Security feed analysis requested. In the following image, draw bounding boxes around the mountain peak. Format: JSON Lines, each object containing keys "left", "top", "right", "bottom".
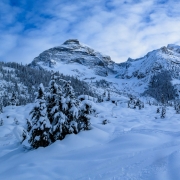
{"left": 63, "top": 39, "right": 80, "bottom": 45}
{"left": 167, "top": 44, "right": 180, "bottom": 53}
{"left": 29, "top": 39, "right": 119, "bottom": 77}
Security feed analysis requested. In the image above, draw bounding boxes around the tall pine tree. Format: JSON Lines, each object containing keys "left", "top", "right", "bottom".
{"left": 47, "top": 72, "right": 67, "bottom": 141}
{"left": 29, "top": 83, "right": 51, "bottom": 149}
{"left": 63, "top": 81, "right": 79, "bottom": 134}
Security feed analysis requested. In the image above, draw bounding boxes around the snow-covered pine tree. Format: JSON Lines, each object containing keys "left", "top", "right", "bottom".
{"left": 102, "top": 90, "right": 107, "bottom": 101}
{"left": 0, "top": 98, "right": 3, "bottom": 113}
{"left": 161, "top": 107, "right": 166, "bottom": 118}
{"left": 26, "top": 119, "right": 32, "bottom": 132}
{"left": 157, "top": 107, "right": 160, "bottom": 113}
{"left": 79, "top": 100, "right": 92, "bottom": 130}
{"left": 128, "top": 96, "right": 136, "bottom": 109}
{"left": 107, "top": 90, "right": 110, "bottom": 101}
{"left": 14, "top": 118, "right": 19, "bottom": 125}
{"left": 175, "top": 102, "right": 180, "bottom": 114}
{"left": 10, "top": 92, "right": 18, "bottom": 106}
{"left": 47, "top": 72, "right": 67, "bottom": 141}
{"left": 0, "top": 119, "right": 3, "bottom": 126}
{"left": 136, "top": 99, "right": 144, "bottom": 110}
{"left": 29, "top": 83, "right": 51, "bottom": 149}
{"left": 47, "top": 72, "right": 59, "bottom": 124}
{"left": 0, "top": 104, "right": 3, "bottom": 114}
{"left": 63, "top": 80, "right": 79, "bottom": 134}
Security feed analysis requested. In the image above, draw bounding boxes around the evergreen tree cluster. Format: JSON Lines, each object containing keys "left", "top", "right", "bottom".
{"left": 174, "top": 101, "right": 180, "bottom": 114}
{"left": 94, "top": 79, "right": 112, "bottom": 88}
{"left": 0, "top": 62, "right": 98, "bottom": 107}
{"left": 156, "top": 106, "right": 166, "bottom": 118}
{"left": 128, "top": 96, "right": 144, "bottom": 109}
{"left": 27, "top": 73, "right": 94, "bottom": 149}
{"left": 144, "top": 71, "right": 177, "bottom": 103}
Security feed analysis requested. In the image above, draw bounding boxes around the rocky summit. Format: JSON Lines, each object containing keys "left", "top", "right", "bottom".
{"left": 30, "top": 39, "right": 120, "bottom": 77}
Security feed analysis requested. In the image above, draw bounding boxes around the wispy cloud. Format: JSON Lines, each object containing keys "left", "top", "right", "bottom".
{"left": 1, "top": 0, "right": 180, "bottom": 63}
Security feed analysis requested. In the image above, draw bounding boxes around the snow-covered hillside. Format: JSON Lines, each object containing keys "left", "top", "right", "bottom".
{"left": 1, "top": 100, "right": 180, "bottom": 179}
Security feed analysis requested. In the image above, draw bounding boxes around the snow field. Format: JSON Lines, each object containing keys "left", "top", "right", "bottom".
{"left": 0, "top": 100, "right": 180, "bottom": 179}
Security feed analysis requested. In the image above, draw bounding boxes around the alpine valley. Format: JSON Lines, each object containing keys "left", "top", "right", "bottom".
{"left": 1, "top": 39, "right": 180, "bottom": 180}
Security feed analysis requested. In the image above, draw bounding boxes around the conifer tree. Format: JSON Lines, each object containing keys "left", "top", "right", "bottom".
{"left": 161, "top": 107, "right": 166, "bottom": 118}
{"left": 29, "top": 83, "right": 51, "bottom": 149}
{"left": 107, "top": 90, "right": 110, "bottom": 101}
{"left": 14, "top": 118, "right": 19, "bottom": 125}
{"left": 47, "top": 72, "right": 67, "bottom": 141}
{"left": 26, "top": 119, "right": 32, "bottom": 132}
{"left": 102, "top": 90, "right": 106, "bottom": 101}
{"left": 79, "top": 100, "right": 92, "bottom": 130}
{"left": 47, "top": 72, "right": 59, "bottom": 124}
{"left": 157, "top": 107, "right": 160, "bottom": 113}
{"left": 0, "top": 104, "right": 3, "bottom": 114}
{"left": 63, "top": 81, "right": 79, "bottom": 134}
{"left": 0, "top": 119, "right": 3, "bottom": 126}
{"left": 10, "top": 92, "right": 18, "bottom": 106}
{"left": 175, "top": 102, "right": 180, "bottom": 114}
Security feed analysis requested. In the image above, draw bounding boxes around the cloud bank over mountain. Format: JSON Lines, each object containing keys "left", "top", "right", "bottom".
{"left": 1, "top": 0, "right": 180, "bottom": 63}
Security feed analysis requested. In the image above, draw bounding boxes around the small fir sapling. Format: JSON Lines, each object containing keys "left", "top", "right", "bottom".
{"left": 26, "top": 119, "right": 32, "bottom": 132}
{"left": 102, "top": 90, "right": 107, "bottom": 101}
{"left": 136, "top": 99, "right": 140, "bottom": 109}
{"left": 10, "top": 92, "right": 18, "bottom": 106}
{"left": 128, "top": 96, "right": 136, "bottom": 109}
{"left": 0, "top": 119, "right": 3, "bottom": 126}
{"left": 107, "top": 90, "right": 110, "bottom": 101}
{"left": 79, "top": 100, "right": 93, "bottom": 130}
{"left": 14, "top": 118, "right": 19, "bottom": 125}
{"left": 161, "top": 107, "right": 166, "bottom": 119}
{"left": 22, "top": 129, "right": 27, "bottom": 143}
{"left": 0, "top": 103, "right": 3, "bottom": 113}
{"left": 102, "top": 119, "right": 108, "bottom": 125}
{"left": 157, "top": 107, "right": 160, "bottom": 113}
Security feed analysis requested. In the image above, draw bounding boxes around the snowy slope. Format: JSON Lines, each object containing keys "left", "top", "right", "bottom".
{"left": 1, "top": 100, "right": 180, "bottom": 179}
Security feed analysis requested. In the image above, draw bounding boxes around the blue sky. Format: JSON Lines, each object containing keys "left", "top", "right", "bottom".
{"left": 1, "top": 0, "right": 180, "bottom": 63}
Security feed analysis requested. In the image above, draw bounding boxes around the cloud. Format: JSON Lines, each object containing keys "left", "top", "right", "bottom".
{"left": 1, "top": 0, "right": 180, "bottom": 64}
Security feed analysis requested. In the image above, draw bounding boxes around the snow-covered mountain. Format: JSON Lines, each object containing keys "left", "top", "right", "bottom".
{"left": 29, "top": 40, "right": 180, "bottom": 98}
{"left": 117, "top": 44, "right": 180, "bottom": 80}
{"left": 116, "top": 44, "right": 180, "bottom": 97}
{"left": 30, "top": 39, "right": 120, "bottom": 77}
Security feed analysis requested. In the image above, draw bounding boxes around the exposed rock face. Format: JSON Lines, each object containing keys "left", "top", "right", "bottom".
{"left": 29, "top": 39, "right": 119, "bottom": 76}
